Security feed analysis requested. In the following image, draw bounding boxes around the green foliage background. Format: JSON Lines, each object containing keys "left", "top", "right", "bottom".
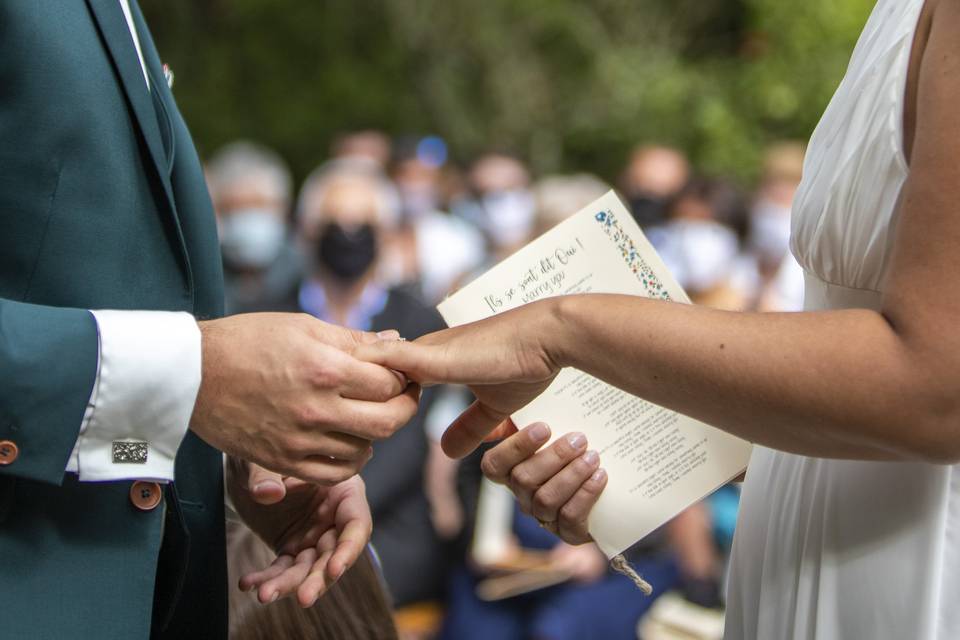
{"left": 143, "top": 0, "right": 874, "bottom": 184}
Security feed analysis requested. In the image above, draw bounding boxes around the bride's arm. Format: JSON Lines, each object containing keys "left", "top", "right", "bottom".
{"left": 358, "top": 0, "right": 960, "bottom": 464}
{"left": 548, "top": 296, "right": 949, "bottom": 462}
{"left": 551, "top": 0, "right": 960, "bottom": 463}
{"left": 353, "top": 0, "right": 960, "bottom": 545}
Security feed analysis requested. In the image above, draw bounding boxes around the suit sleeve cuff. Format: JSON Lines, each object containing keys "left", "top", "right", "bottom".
{"left": 72, "top": 310, "right": 201, "bottom": 482}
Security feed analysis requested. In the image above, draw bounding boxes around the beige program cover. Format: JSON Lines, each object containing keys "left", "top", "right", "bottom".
{"left": 438, "top": 190, "right": 752, "bottom": 558}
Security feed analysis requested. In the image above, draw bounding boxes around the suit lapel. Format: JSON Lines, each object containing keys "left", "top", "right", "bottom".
{"left": 84, "top": 0, "right": 193, "bottom": 294}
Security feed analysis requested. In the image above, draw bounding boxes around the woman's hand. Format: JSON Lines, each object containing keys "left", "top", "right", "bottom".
{"left": 227, "top": 458, "right": 373, "bottom": 607}
{"left": 354, "top": 301, "right": 564, "bottom": 457}
{"left": 481, "top": 422, "right": 608, "bottom": 545}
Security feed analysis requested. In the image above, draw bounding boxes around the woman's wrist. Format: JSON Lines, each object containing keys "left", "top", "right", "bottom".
{"left": 536, "top": 295, "right": 580, "bottom": 370}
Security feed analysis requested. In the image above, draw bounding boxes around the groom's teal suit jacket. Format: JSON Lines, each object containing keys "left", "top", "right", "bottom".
{"left": 0, "top": 2, "right": 228, "bottom": 637}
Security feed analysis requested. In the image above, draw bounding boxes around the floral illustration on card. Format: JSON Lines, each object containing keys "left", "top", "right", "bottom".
{"left": 595, "top": 209, "right": 672, "bottom": 301}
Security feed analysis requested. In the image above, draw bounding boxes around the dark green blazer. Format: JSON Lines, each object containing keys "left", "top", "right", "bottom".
{"left": 0, "top": 2, "right": 227, "bottom": 637}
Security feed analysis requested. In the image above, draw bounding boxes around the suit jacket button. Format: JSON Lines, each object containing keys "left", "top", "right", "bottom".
{"left": 0, "top": 440, "right": 19, "bottom": 465}
{"left": 130, "top": 481, "right": 163, "bottom": 511}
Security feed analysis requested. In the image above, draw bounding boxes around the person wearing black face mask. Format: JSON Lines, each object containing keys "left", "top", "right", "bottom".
{"left": 316, "top": 221, "right": 379, "bottom": 284}
{"left": 619, "top": 144, "right": 691, "bottom": 230}
{"left": 241, "top": 166, "right": 458, "bottom": 612}
{"left": 627, "top": 192, "right": 671, "bottom": 229}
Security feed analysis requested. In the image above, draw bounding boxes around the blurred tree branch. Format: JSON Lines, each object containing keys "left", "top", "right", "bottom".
{"left": 143, "top": 0, "right": 872, "bottom": 183}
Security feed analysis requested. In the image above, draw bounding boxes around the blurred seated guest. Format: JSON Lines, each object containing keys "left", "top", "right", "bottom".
{"left": 648, "top": 178, "right": 755, "bottom": 309}
{"left": 422, "top": 386, "right": 475, "bottom": 542}
{"left": 330, "top": 129, "right": 393, "bottom": 171}
{"left": 452, "top": 153, "right": 537, "bottom": 261}
{"left": 252, "top": 163, "right": 450, "bottom": 607}
{"left": 393, "top": 136, "right": 448, "bottom": 221}
{"left": 758, "top": 251, "right": 806, "bottom": 312}
{"left": 532, "top": 173, "right": 611, "bottom": 237}
{"left": 619, "top": 144, "right": 691, "bottom": 229}
{"left": 747, "top": 142, "right": 805, "bottom": 280}
{"left": 206, "top": 141, "right": 302, "bottom": 314}
{"left": 749, "top": 142, "right": 808, "bottom": 312}
{"left": 386, "top": 139, "right": 485, "bottom": 302}
{"left": 666, "top": 502, "right": 726, "bottom": 609}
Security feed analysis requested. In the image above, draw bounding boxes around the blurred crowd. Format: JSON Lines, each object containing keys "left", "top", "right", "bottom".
{"left": 210, "top": 132, "right": 807, "bottom": 640}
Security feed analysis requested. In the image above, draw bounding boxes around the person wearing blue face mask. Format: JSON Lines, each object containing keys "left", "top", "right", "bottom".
{"left": 206, "top": 141, "right": 303, "bottom": 314}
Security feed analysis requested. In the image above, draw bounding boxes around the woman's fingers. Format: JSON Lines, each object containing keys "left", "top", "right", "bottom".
{"left": 441, "top": 400, "right": 512, "bottom": 459}
{"left": 239, "top": 554, "right": 294, "bottom": 593}
{"left": 530, "top": 449, "right": 601, "bottom": 524}
{"left": 483, "top": 418, "right": 519, "bottom": 443}
{"left": 295, "top": 529, "right": 339, "bottom": 607}
{"left": 485, "top": 428, "right": 588, "bottom": 513}
{"left": 352, "top": 339, "right": 442, "bottom": 385}
{"left": 295, "top": 550, "right": 335, "bottom": 607}
{"left": 480, "top": 422, "right": 552, "bottom": 483}
{"left": 257, "top": 547, "right": 317, "bottom": 604}
{"left": 508, "top": 433, "right": 588, "bottom": 513}
{"left": 325, "top": 518, "right": 370, "bottom": 583}
{"left": 556, "top": 468, "right": 608, "bottom": 545}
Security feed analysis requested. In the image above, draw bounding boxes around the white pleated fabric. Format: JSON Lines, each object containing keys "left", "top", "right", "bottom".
{"left": 724, "top": 0, "right": 960, "bottom": 638}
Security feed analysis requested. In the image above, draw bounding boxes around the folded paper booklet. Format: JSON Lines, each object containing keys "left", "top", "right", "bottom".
{"left": 439, "top": 190, "right": 752, "bottom": 559}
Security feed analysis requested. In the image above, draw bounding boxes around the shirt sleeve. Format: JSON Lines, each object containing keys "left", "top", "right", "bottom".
{"left": 66, "top": 310, "right": 202, "bottom": 482}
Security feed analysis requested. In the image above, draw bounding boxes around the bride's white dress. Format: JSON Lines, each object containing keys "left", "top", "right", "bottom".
{"left": 724, "top": 0, "right": 960, "bottom": 638}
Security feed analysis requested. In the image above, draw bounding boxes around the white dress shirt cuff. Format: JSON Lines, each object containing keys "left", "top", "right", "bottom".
{"left": 67, "top": 310, "right": 202, "bottom": 482}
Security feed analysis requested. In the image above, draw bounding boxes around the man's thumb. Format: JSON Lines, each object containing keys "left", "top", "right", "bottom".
{"left": 248, "top": 463, "right": 286, "bottom": 505}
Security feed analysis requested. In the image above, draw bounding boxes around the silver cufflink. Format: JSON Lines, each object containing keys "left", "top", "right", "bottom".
{"left": 113, "top": 441, "right": 148, "bottom": 464}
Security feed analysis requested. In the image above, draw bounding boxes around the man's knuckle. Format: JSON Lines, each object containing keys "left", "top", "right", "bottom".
{"left": 401, "top": 397, "right": 419, "bottom": 420}
{"left": 307, "top": 470, "right": 338, "bottom": 487}
{"left": 295, "top": 466, "right": 326, "bottom": 486}
{"left": 363, "top": 418, "right": 391, "bottom": 440}
{"left": 380, "top": 413, "right": 406, "bottom": 438}
{"left": 334, "top": 467, "right": 355, "bottom": 483}
{"left": 380, "top": 377, "right": 401, "bottom": 399}
{"left": 294, "top": 403, "right": 325, "bottom": 429}
{"left": 311, "top": 362, "right": 343, "bottom": 389}
{"left": 295, "top": 312, "right": 315, "bottom": 326}
{"left": 276, "top": 438, "right": 299, "bottom": 460}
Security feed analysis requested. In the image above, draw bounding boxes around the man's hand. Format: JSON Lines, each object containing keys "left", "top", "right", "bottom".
{"left": 190, "top": 313, "right": 419, "bottom": 484}
{"left": 227, "top": 457, "right": 372, "bottom": 607}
